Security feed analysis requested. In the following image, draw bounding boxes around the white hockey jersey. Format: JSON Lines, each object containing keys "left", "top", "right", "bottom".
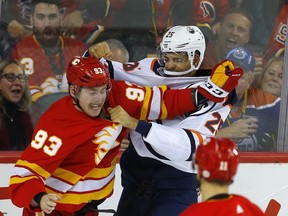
{"left": 100, "top": 57, "right": 234, "bottom": 173}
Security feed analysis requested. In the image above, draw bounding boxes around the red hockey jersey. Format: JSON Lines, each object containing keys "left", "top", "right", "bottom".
{"left": 264, "top": 4, "right": 287, "bottom": 61}
{"left": 11, "top": 35, "right": 87, "bottom": 101}
{"left": 9, "top": 80, "right": 195, "bottom": 213}
{"left": 199, "top": 41, "right": 219, "bottom": 69}
{"left": 191, "top": 0, "right": 230, "bottom": 25}
{"left": 180, "top": 194, "right": 265, "bottom": 216}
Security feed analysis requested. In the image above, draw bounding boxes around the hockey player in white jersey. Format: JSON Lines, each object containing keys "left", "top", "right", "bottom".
{"left": 88, "top": 26, "right": 242, "bottom": 216}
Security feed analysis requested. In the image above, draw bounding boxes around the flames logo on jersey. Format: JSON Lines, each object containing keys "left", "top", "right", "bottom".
{"left": 93, "top": 123, "right": 122, "bottom": 165}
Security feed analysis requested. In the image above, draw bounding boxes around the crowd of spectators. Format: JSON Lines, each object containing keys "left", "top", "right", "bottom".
{"left": 0, "top": 1, "right": 285, "bottom": 216}
{"left": 0, "top": 0, "right": 286, "bottom": 151}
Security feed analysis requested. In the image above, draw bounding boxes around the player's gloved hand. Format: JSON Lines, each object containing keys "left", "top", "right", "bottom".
{"left": 197, "top": 60, "right": 243, "bottom": 103}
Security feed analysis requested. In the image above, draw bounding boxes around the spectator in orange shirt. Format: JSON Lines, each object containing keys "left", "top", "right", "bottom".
{"left": 217, "top": 47, "right": 280, "bottom": 151}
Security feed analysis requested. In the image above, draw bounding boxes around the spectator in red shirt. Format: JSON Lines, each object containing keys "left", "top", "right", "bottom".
{"left": 263, "top": 3, "right": 287, "bottom": 62}
{"left": 11, "top": 0, "right": 87, "bottom": 102}
{"left": 2, "top": 0, "right": 109, "bottom": 43}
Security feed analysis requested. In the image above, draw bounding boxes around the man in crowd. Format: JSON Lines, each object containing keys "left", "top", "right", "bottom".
{"left": 11, "top": 0, "right": 87, "bottom": 102}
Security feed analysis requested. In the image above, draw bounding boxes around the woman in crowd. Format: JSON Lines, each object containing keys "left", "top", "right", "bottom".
{"left": 256, "top": 56, "right": 284, "bottom": 97}
{"left": 0, "top": 59, "right": 33, "bottom": 150}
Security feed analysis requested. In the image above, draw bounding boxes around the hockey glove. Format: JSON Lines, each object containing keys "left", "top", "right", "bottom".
{"left": 197, "top": 60, "right": 243, "bottom": 102}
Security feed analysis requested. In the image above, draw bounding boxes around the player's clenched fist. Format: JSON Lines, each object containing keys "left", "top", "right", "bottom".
{"left": 108, "top": 105, "right": 138, "bottom": 130}
{"left": 198, "top": 60, "right": 243, "bottom": 102}
{"left": 39, "top": 193, "right": 61, "bottom": 214}
{"left": 89, "top": 42, "right": 112, "bottom": 59}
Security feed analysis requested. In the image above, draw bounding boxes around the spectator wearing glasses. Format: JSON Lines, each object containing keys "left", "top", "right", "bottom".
{"left": 0, "top": 59, "right": 33, "bottom": 150}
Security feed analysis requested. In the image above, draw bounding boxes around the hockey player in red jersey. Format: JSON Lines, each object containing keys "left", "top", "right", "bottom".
{"left": 9, "top": 54, "right": 241, "bottom": 216}
{"left": 180, "top": 137, "right": 266, "bottom": 216}
{"left": 9, "top": 55, "right": 241, "bottom": 215}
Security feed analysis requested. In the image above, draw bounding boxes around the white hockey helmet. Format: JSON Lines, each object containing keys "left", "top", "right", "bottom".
{"left": 159, "top": 26, "right": 206, "bottom": 76}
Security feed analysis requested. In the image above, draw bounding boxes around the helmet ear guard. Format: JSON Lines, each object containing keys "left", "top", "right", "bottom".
{"left": 69, "top": 84, "right": 77, "bottom": 95}
{"left": 195, "top": 137, "right": 239, "bottom": 184}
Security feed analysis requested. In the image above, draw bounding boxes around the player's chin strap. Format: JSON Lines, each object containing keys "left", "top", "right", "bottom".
{"left": 73, "top": 98, "right": 83, "bottom": 111}
{"left": 73, "top": 96, "right": 84, "bottom": 112}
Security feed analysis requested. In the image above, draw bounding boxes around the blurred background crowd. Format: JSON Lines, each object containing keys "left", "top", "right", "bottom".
{"left": 0, "top": 0, "right": 286, "bottom": 151}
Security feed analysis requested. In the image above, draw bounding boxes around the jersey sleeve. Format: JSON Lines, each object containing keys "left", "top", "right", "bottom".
{"left": 100, "top": 57, "right": 208, "bottom": 88}
{"left": 131, "top": 99, "right": 231, "bottom": 171}
{"left": 107, "top": 80, "right": 196, "bottom": 120}
{"left": 136, "top": 121, "right": 202, "bottom": 162}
